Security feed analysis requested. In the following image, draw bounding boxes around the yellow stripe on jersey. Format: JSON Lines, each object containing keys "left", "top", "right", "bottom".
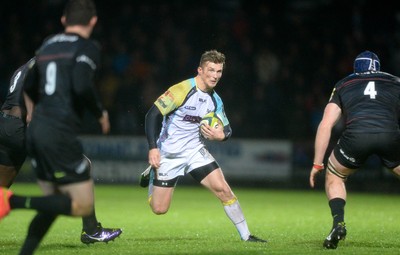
{"left": 154, "top": 80, "right": 194, "bottom": 116}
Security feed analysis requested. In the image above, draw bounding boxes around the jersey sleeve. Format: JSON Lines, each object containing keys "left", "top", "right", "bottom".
{"left": 154, "top": 81, "right": 193, "bottom": 115}
{"left": 213, "top": 92, "right": 232, "bottom": 140}
{"left": 22, "top": 58, "right": 40, "bottom": 104}
{"left": 145, "top": 104, "right": 163, "bottom": 149}
{"left": 328, "top": 85, "right": 342, "bottom": 108}
{"left": 72, "top": 41, "right": 103, "bottom": 119}
{"left": 212, "top": 92, "right": 230, "bottom": 126}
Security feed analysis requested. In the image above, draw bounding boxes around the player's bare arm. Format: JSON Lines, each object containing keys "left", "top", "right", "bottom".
{"left": 310, "top": 103, "right": 341, "bottom": 188}
{"left": 98, "top": 110, "right": 110, "bottom": 134}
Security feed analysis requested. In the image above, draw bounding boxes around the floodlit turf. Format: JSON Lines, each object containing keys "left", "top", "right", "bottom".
{"left": 1, "top": 183, "right": 399, "bottom": 254}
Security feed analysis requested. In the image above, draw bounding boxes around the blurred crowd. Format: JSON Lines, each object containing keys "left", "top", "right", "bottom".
{"left": 1, "top": 0, "right": 400, "bottom": 140}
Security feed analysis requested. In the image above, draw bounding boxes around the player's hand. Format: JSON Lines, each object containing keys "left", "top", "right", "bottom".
{"left": 309, "top": 166, "right": 323, "bottom": 188}
{"left": 99, "top": 110, "right": 110, "bottom": 134}
{"left": 26, "top": 113, "right": 32, "bottom": 125}
{"left": 200, "top": 123, "right": 224, "bottom": 141}
{"left": 148, "top": 148, "right": 161, "bottom": 169}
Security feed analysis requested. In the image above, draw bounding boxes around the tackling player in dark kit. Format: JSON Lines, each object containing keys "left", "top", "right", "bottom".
{"left": 0, "top": 59, "right": 34, "bottom": 188}
{"left": 0, "top": 1, "right": 121, "bottom": 254}
{"left": 310, "top": 51, "right": 400, "bottom": 249}
{"left": 1, "top": 57, "right": 121, "bottom": 245}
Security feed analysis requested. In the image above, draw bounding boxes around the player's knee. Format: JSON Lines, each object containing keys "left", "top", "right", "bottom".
{"left": 152, "top": 208, "right": 168, "bottom": 215}
{"left": 214, "top": 185, "right": 234, "bottom": 201}
{"left": 71, "top": 200, "right": 94, "bottom": 216}
{"left": 148, "top": 196, "right": 169, "bottom": 214}
{"left": 150, "top": 204, "right": 169, "bottom": 215}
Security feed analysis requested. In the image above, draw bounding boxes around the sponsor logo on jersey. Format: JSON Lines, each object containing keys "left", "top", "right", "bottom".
{"left": 199, "top": 98, "right": 207, "bottom": 103}
{"left": 183, "top": 115, "right": 202, "bottom": 123}
{"left": 76, "top": 55, "right": 97, "bottom": 70}
{"left": 184, "top": 106, "right": 196, "bottom": 110}
{"left": 46, "top": 34, "right": 79, "bottom": 45}
{"left": 157, "top": 91, "right": 174, "bottom": 109}
{"left": 157, "top": 98, "right": 167, "bottom": 108}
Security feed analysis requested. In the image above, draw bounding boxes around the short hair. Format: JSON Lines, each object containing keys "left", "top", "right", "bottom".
{"left": 199, "top": 50, "right": 226, "bottom": 68}
{"left": 354, "top": 50, "right": 380, "bottom": 73}
{"left": 63, "top": 0, "right": 97, "bottom": 26}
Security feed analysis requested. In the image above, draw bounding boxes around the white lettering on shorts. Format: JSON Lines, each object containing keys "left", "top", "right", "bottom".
{"left": 339, "top": 148, "right": 355, "bottom": 163}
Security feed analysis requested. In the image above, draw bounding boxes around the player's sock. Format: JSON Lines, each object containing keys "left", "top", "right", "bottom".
{"left": 148, "top": 183, "right": 153, "bottom": 199}
{"left": 9, "top": 194, "right": 72, "bottom": 215}
{"left": 223, "top": 197, "right": 251, "bottom": 240}
{"left": 82, "top": 212, "right": 99, "bottom": 234}
{"left": 19, "top": 212, "right": 57, "bottom": 254}
{"left": 329, "top": 198, "right": 346, "bottom": 226}
{"left": 148, "top": 169, "right": 155, "bottom": 198}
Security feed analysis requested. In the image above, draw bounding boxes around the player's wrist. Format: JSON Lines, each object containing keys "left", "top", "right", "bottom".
{"left": 312, "top": 162, "right": 324, "bottom": 170}
{"left": 148, "top": 142, "right": 157, "bottom": 149}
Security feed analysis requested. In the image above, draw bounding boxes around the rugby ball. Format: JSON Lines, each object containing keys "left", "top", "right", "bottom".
{"left": 200, "top": 112, "right": 221, "bottom": 128}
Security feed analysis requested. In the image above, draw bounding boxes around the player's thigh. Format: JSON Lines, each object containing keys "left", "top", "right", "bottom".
{"left": 201, "top": 168, "right": 234, "bottom": 201}
{"left": 200, "top": 168, "right": 226, "bottom": 189}
{"left": 328, "top": 152, "right": 357, "bottom": 177}
{"left": 377, "top": 132, "right": 400, "bottom": 169}
{"left": 0, "top": 119, "right": 26, "bottom": 169}
{"left": 188, "top": 146, "right": 220, "bottom": 183}
{"left": 0, "top": 117, "right": 25, "bottom": 151}
{"left": 0, "top": 165, "right": 17, "bottom": 187}
{"left": 37, "top": 179, "right": 59, "bottom": 195}
{"left": 332, "top": 132, "right": 369, "bottom": 174}
{"left": 29, "top": 127, "right": 90, "bottom": 184}
{"left": 156, "top": 152, "right": 187, "bottom": 182}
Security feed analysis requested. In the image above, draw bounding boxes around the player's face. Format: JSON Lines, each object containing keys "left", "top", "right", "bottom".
{"left": 198, "top": 62, "right": 223, "bottom": 91}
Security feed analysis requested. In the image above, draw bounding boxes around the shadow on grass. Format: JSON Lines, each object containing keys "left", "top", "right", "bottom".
{"left": 0, "top": 242, "right": 81, "bottom": 255}
{"left": 345, "top": 241, "right": 400, "bottom": 249}
{"left": 293, "top": 239, "right": 400, "bottom": 251}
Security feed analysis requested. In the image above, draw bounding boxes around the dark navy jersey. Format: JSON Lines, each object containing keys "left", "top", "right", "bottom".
{"left": 1, "top": 58, "right": 35, "bottom": 117}
{"left": 25, "top": 32, "right": 104, "bottom": 132}
{"left": 329, "top": 71, "right": 400, "bottom": 133}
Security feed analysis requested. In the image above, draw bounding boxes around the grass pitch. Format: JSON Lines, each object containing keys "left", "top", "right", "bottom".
{"left": 1, "top": 183, "right": 399, "bottom": 255}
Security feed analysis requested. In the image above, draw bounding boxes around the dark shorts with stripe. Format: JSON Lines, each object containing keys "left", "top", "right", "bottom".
{"left": 0, "top": 115, "right": 27, "bottom": 169}
{"left": 26, "top": 121, "right": 90, "bottom": 184}
{"left": 334, "top": 131, "right": 400, "bottom": 169}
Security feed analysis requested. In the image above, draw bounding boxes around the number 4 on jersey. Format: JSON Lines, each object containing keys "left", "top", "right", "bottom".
{"left": 364, "top": 81, "right": 377, "bottom": 99}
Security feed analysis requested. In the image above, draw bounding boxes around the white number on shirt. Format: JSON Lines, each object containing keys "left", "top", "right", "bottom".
{"left": 364, "top": 81, "right": 377, "bottom": 99}
{"left": 45, "top": 62, "right": 57, "bottom": 95}
{"left": 10, "top": 71, "right": 22, "bottom": 93}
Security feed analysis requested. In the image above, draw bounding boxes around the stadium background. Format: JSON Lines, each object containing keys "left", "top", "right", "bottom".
{"left": 1, "top": 0, "right": 400, "bottom": 192}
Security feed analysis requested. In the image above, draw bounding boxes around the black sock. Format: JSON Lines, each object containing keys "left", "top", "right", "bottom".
{"left": 82, "top": 211, "right": 98, "bottom": 234}
{"left": 9, "top": 194, "right": 72, "bottom": 215}
{"left": 328, "top": 198, "right": 346, "bottom": 227}
{"left": 19, "top": 213, "right": 57, "bottom": 255}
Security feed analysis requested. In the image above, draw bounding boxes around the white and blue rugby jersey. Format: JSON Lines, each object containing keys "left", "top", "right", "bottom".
{"left": 154, "top": 78, "right": 229, "bottom": 153}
